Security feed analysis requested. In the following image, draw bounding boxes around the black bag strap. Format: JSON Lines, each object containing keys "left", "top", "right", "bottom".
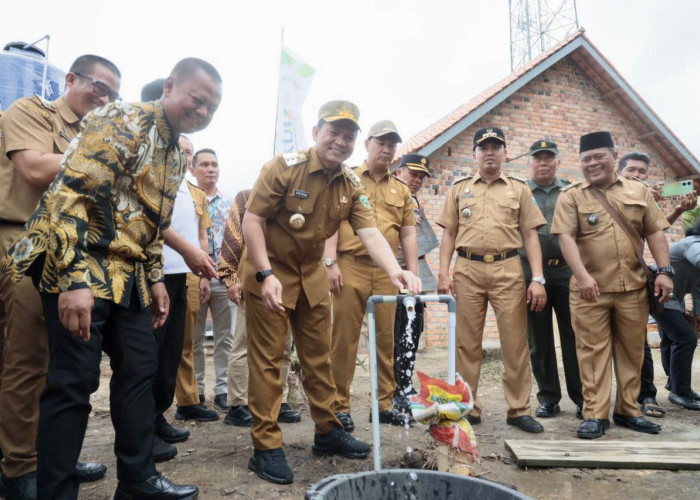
{"left": 587, "top": 187, "right": 654, "bottom": 281}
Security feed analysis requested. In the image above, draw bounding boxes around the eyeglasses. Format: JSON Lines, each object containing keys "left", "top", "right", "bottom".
{"left": 73, "top": 72, "right": 121, "bottom": 102}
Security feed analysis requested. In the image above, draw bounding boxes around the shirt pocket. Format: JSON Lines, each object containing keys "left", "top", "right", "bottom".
{"left": 458, "top": 197, "right": 478, "bottom": 225}
{"left": 577, "top": 204, "right": 605, "bottom": 235}
{"left": 53, "top": 130, "right": 73, "bottom": 154}
{"left": 328, "top": 193, "right": 352, "bottom": 221}
{"left": 620, "top": 198, "right": 646, "bottom": 230}
{"left": 285, "top": 193, "right": 314, "bottom": 215}
{"left": 496, "top": 196, "right": 520, "bottom": 226}
{"left": 382, "top": 195, "right": 404, "bottom": 221}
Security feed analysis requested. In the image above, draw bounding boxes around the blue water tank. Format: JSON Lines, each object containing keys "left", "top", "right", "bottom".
{"left": 0, "top": 42, "right": 65, "bottom": 111}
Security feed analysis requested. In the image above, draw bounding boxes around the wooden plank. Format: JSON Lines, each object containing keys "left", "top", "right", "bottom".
{"left": 504, "top": 440, "right": 700, "bottom": 470}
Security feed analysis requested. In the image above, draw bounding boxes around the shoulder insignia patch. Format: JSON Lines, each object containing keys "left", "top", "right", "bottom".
{"left": 392, "top": 173, "right": 407, "bottom": 185}
{"left": 508, "top": 174, "right": 527, "bottom": 183}
{"left": 282, "top": 152, "right": 307, "bottom": 167}
{"left": 24, "top": 100, "right": 51, "bottom": 119}
{"left": 453, "top": 175, "right": 474, "bottom": 185}
{"left": 34, "top": 94, "right": 55, "bottom": 110}
{"left": 343, "top": 165, "right": 361, "bottom": 188}
{"left": 560, "top": 181, "right": 580, "bottom": 191}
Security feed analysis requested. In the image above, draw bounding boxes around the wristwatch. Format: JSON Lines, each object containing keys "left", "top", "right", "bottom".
{"left": 531, "top": 276, "right": 546, "bottom": 285}
{"left": 657, "top": 266, "right": 675, "bottom": 277}
{"left": 323, "top": 257, "right": 337, "bottom": 267}
{"left": 255, "top": 269, "right": 274, "bottom": 283}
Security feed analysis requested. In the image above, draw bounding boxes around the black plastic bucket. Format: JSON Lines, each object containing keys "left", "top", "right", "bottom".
{"left": 305, "top": 469, "right": 532, "bottom": 499}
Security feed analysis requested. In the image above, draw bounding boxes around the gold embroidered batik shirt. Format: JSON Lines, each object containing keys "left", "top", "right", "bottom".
{"left": 1, "top": 100, "right": 186, "bottom": 308}
{"left": 218, "top": 189, "right": 250, "bottom": 288}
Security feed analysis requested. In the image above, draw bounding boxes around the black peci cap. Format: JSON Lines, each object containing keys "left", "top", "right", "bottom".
{"left": 580, "top": 131, "right": 615, "bottom": 153}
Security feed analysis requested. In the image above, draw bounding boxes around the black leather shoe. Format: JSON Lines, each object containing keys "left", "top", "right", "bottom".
{"left": 335, "top": 411, "right": 355, "bottom": 432}
{"left": 156, "top": 414, "right": 190, "bottom": 444}
{"left": 224, "top": 405, "right": 253, "bottom": 427}
{"left": 114, "top": 472, "right": 198, "bottom": 499}
{"left": 278, "top": 402, "right": 301, "bottom": 423}
{"left": 175, "top": 404, "right": 219, "bottom": 422}
{"left": 369, "top": 408, "right": 415, "bottom": 427}
{"left": 0, "top": 471, "right": 36, "bottom": 500}
{"left": 213, "top": 394, "right": 230, "bottom": 412}
{"left": 577, "top": 418, "right": 609, "bottom": 439}
{"left": 506, "top": 415, "right": 544, "bottom": 433}
{"left": 153, "top": 435, "right": 177, "bottom": 462}
{"left": 75, "top": 461, "right": 107, "bottom": 483}
{"left": 669, "top": 392, "right": 700, "bottom": 410}
{"left": 576, "top": 404, "right": 584, "bottom": 420}
{"left": 535, "top": 402, "right": 561, "bottom": 418}
{"left": 248, "top": 448, "right": 293, "bottom": 484}
{"left": 612, "top": 413, "right": 662, "bottom": 434}
{"left": 690, "top": 390, "right": 700, "bottom": 401}
{"left": 312, "top": 426, "right": 371, "bottom": 459}
{"left": 466, "top": 414, "right": 481, "bottom": 425}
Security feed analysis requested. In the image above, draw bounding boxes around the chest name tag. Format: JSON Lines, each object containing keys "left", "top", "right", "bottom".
{"left": 293, "top": 189, "right": 310, "bottom": 199}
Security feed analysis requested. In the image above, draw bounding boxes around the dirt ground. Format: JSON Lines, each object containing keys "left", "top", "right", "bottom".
{"left": 76, "top": 343, "right": 700, "bottom": 499}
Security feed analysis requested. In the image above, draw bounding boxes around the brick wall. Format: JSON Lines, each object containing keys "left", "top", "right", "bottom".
{"left": 418, "top": 57, "right": 687, "bottom": 346}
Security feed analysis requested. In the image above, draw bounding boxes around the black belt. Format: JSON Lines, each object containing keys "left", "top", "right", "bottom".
{"left": 545, "top": 258, "right": 564, "bottom": 267}
{"left": 0, "top": 219, "right": 25, "bottom": 227}
{"left": 457, "top": 249, "right": 518, "bottom": 263}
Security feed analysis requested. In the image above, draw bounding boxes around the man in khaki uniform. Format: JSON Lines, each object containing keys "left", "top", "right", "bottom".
{"left": 241, "top": 101, "right": 421, "bottom": 485}
{"left": 173, "top": 136, "right": 220, "bottom": 423}
{"left": 218, "top": 189, "right": 301, "bottom": 427}
{"left": 437, "top": 127, "right": 547, "bottom": 434}
{"left": 552, "top": 131, "right": 673, "bottom": 439}
{"left": 0, "top": 54, "right": 120, "bottom": 497}
{"left": 324, "top": 120, "right": 417, "bottom": 431}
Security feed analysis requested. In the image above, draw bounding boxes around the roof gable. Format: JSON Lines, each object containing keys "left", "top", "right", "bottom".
{"left": 397, "top": 30, "right": 699, "bottom": 177}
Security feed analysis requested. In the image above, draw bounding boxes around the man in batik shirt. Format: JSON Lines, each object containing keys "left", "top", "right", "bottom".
{"left": 2, "top": 57, "right": 222, "bottom": 500}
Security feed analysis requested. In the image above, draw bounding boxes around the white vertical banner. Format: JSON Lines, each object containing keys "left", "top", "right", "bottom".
{"left": 274, "top": 46, "right": 315, "bottom": 155}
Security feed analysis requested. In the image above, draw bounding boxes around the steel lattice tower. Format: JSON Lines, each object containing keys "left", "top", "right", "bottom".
{"left": 509, "top": 0, "right": 580, "bottom": 71}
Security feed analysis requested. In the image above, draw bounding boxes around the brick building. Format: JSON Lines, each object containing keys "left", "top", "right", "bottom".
{"left": 396, "top": 30, "right": 700, "bottom": 347}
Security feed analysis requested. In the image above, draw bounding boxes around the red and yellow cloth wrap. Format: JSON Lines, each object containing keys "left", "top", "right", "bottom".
{"left": 410, "top": 371, "right": 479, "bottom": 460}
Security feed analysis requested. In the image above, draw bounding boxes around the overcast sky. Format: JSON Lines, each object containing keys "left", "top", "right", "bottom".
{"left": 4, "top": 0, "right": 699, "bottom": 196}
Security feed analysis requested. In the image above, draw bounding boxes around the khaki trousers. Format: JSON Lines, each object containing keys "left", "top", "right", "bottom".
{"left": 227, "top": 300, "right": 292, "bottom": 406}
{"left": 570, "top": 288, "right": 647, "bottom": 419}
{"left": 331, "top": 257, "right": 397, "bottom": 413}
{"left": 453, "top": 256, "right": 532, "bottom": 418}
{"left": 246, "top": 290, "right": 339, "bottom": 450}
{"left": 175, "top": 273, "right": 203, "bottom": 407}
{"left": 0, "top": 224, "right": 48, "bottom": 477}
{"left": 193, "top": 279, "right": 235, "bottom": 396}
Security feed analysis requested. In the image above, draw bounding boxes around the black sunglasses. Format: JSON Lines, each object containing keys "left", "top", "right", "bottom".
{"left": 73, "top": 72, "right": 121, "bottom": 102}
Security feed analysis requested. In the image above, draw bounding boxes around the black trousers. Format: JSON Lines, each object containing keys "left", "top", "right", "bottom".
{"left": 640, "top": 308, "right": 698, "bottom": 400}
{"left": 153, "top": 273, "right": 187, "bottom": 418}
{"left": 523, "top": 260, "right": 583, "bottom": 406}
{"left": 393, "top": 300, "right": 425, "bottom": 397}
{"left": 638, "top": 339, "right": 657, "bottom": 402}
{"left": 38, "top": 293, "right": 157, "bottom": 499}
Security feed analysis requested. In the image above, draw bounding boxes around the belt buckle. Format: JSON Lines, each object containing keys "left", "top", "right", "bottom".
{"left": 483, "top": 254, "right": 495, "bottom": 263}
{"left": 547, "top": 258, "right": 559, "bottom": 266}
